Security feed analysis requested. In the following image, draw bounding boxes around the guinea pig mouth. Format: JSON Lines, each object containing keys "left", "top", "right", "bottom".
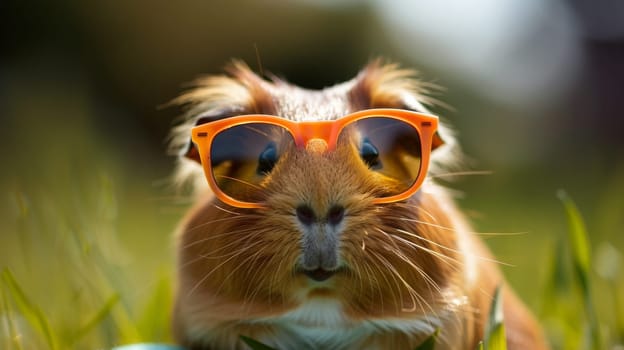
{"left": 304, "top": 268, "right": 334, "bottom": 282}
{"left": 298, "top": 267, "right": 345, "bottom": 282}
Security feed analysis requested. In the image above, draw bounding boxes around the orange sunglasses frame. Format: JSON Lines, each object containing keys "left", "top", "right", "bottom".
{"left": 191, "top": 108, "right": 439, "bottom": 209}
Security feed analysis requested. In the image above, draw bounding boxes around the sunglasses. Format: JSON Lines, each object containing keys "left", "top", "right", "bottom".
{"left": 191, "top": 108, "right": 440, "bottom": 209}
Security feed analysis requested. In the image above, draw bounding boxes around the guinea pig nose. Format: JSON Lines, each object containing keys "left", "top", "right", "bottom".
{"left": 327, "top": 205, "right": 345, "bottom": 226}
{"left": 296, "top": 205, "right": 345, "bottom": 226}
{"left": 296, "top": 205, "right": 317, "bottom": 226}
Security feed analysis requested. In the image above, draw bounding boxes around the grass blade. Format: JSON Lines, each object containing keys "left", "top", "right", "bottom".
{"left": 239, "top": 335, "right": 278, "bottom": 350}
{"left": 136, "top": 276, "right": 173, "bottom": 342}
{"left": 70, "top": 293, "right": 120, "bottom": 345}
{"left": 483, "top": 285, "right": 507, "bottom": 350}
{"left": 1, "top": 283, "right": 24, "bottom": 350}
{"left": 1, "top": 268, "right": 57, "bottom": 350}
{"left": 414, "top": 328, "right": 439, "bottom": 350}
{"left": 485, "top": 324, "right": 506, "bottom": 350}
{"left": 595, "top": 243, "right": 624, "bottom": 342}
{"left": 557, "top": 190, "right": 591, "bottom": 291}
{"left": 557, "top": 190, "right": 602, "bottom": 349}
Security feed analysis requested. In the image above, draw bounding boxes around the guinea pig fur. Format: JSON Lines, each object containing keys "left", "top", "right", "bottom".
{"left": 168, "top": 60, "right": 549, "bottom": 350}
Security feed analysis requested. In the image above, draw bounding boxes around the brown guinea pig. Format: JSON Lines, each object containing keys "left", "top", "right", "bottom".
{"left": 168, "top": 60, "right": 548, "bottom": 350}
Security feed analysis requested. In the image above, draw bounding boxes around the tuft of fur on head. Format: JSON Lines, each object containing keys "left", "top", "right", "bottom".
{"left": 168, "top": 60, "right": 274, "bottom": 193}
{"left": 168, "top": 59, "right": 464, "bottom": 196}
{"left": 349, "top": 59, "right": 465, "bottom": 178}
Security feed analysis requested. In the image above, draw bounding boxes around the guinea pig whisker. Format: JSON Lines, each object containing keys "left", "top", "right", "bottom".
{"left": 395, "top": 217, "right": 525, "bottom": 238}
{"left": 392, "top": 203, "right": 440, "bottom": 224}
{"left": 373, "top": 228, "right": 444, "bottom": 319}
{"left": 397, "top": 229, "right": 514, "bottom": 267}
{"left": 190, "top": 238, "right": 262, "bottom": 260}
{"left": 394, "top": 217, "right": 460, "bottom": 233}
{"left": 267, "top": 246, "right": 290, "bottom": 309}
{"left": 210, "top": 203, "right": 244, "bottom": 216}
{"left": 179, "top": 239, "right": 256, "bottom": 269}
{"left": 212, "top": 242, "right": 269, "bottom": 306}
{"left": 368, "top": 250, "right": 408, "bottom": 314}
{"left": 183, "top": 229, "right": 258, "bottom": 254}
{"left": 244, "top": 244, "right": 280, "bottom": 309}
{"left": 179, "top": 230, "right": 265, "bottom": 271}
{"left": 390, "top": 204, "right": 527, "bottom": 238}
{"left": 388, "top": 233, "right": 462, "bottom": 270}
{"left": 214, "top": 175, "right": 264, "bottom": 190}
{"left": 427, "top": 170, "right": 493, "bottom": 180}
{"left": 186, "top": 239, "right": 267, "bottom": 297}
{"left": 356, "top": 257, "right": 367, "bottom": 299}
{"left": 369, "top": 250, "right": 434, "bottom": 316}
{"left": 379, "top": 236, "right": 444, "bottom": 299}
{"left": 472, "top": 231, "right": 529, "bottom": 237}
{"left": 194, "top": 238, "right": 266, "bottom": 267}
{"left": 183, "top": 215, "right": 257, "bottom": 234}
{"left": 394, "top": 228, "right": 461, "bottom": 254}
{"left": 181, "top": 226, "right": 260, "bottom": 250}
{"left": 353, "top": 248, "right": 387, "bottom": 314}
{"left": 179, "top": 253, "right": 211, "bottom": 269}
{"left": 363, "top": 262, "right": 385, "bottom": 314}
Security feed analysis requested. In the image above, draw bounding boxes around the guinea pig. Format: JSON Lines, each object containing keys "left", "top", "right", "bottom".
{"left": 168, "top": 60, "right": 548, "bottom": 350}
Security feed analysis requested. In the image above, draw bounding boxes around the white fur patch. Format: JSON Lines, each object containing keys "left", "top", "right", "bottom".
{"left": 281, "top": 298, "right": 347, "bottom": 327}
{"left": 253, "top": 298, "right": 444, "bottom": 349}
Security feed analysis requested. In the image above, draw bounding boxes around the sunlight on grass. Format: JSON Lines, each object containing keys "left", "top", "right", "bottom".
{"left": 1, "top": 269, "right": 57, "bottom": 350}
{"left": 1, "top": 180, "right": 176, "bottom": 349}
{"left": 557, "top": 190, "right": 601, "bottom": 349}
{"left": 482, "top": 286, "right": 507, "bottom": 350}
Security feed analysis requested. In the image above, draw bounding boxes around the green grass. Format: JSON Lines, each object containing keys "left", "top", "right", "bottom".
{"left": 1, "top": 181, "right": 176, "bottom": 349}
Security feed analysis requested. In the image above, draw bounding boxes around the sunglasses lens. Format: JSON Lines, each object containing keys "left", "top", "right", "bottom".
{"left": 342, "top": 117, "right": 422, "bottom": 196}
{"left": 210, "top": 123, "right": 293, "bottom": 202}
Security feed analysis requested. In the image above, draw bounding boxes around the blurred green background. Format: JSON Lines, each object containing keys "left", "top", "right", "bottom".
{"left": 1, "top": 0, "right": 623, "bottom": 349}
